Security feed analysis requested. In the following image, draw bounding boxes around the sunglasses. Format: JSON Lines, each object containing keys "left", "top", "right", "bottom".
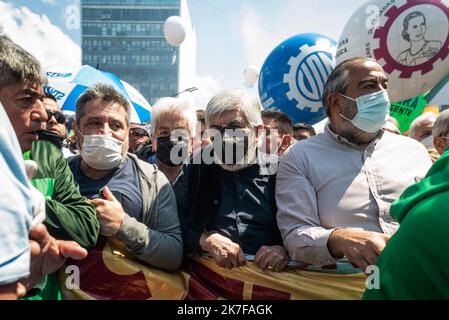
{"left": 46, "top": 110, "right": 65, "bottom": 124}
{"left": 130, "top": 128, "right": 149, "bottom": 137}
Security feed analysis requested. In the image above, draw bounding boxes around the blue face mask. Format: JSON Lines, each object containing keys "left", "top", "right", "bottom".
{"left": 339, "top": 90, "right": 391, "bottom": 134}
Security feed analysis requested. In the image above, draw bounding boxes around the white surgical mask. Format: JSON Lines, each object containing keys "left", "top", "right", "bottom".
{"left": 339, "top": 90, "right": 391, "bottom": 134}
{"left": 80, "top": 134, "right": 125, "bottom": 170}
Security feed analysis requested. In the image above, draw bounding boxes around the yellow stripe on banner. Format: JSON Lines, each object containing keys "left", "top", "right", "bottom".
{"left": 186, "top": 257, "right": 366, "bottom": 300}
{"left": 59, "top": 240, "right": 366, "bottom": 300}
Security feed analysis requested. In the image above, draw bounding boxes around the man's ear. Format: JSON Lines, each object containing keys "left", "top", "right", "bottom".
{"left": 327, "top": 92, "right": 344, "bottom": 115}
{"left": 282, "top": 134, "right": 292, "bottom": 148}
{"left": 255, "top": 124, "right": 265, "bottom": 134}
{"left": 151, "top": 137, "right": 157, "bottom": 153}
{"left": 434, "top": 136, "right": 447, "bottom": 155}
{"left": 72, "top": 122, "right": 82, "bottom": 149}
{"left": 73, "top": 122, "right": 78, "bottom": 137}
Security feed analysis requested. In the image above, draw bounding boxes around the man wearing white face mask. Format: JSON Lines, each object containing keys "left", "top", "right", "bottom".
{"left": 69, "top": 84, "right": 183, "bottom": 272}
{"left": 276, "top": 57, "right": 432, "bottom": 270}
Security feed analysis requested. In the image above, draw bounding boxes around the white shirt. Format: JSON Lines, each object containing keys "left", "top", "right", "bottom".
{"left": 0, "top": 104, "right": 34, "bottom": 285}
{"left": 276, "top": 125, "right": 433, "bottom": 266}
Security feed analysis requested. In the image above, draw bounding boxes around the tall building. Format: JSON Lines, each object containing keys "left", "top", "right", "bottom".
{"left": 81, "top": 0, "right": 195, "bottom": 107}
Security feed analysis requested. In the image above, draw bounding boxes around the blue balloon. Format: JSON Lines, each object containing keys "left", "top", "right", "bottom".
{"left": 259, "top": 33, "right": 337, "bottom": 125}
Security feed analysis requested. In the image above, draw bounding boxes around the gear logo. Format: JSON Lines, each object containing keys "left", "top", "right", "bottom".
{"left": 283, "top": 40, "right": 336, "bottom": 113}
{"left": 373, "top": 0, "right": 449, "bottom": 79}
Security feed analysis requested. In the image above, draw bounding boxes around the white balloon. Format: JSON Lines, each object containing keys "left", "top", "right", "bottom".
{"left": 243, "top": 65, "right": 259, "bottom": 87}
{"left": 336, "top": 0, "right": 449, "bottom": 102}
{"left": 164, "top": 16, "right": 186, "bottom": 46}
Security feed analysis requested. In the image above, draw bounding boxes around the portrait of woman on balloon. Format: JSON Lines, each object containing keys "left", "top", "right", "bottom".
{"left": 397, "top": 11, "right": 442, "bottom": 66}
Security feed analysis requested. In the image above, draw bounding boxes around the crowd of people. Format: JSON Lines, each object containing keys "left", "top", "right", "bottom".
{"left": 1, "top": 34, "right": 448, "bottom": 300}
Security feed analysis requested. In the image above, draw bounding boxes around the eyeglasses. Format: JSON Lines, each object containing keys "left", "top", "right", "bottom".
{"left": 46, "top": 110, "right": 65, "bottom": 124}
{"left": 130, "top": 128, "right": 149, "bottom": 137}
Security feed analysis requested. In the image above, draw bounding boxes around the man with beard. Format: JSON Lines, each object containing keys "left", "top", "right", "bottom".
{"left": 175, "top": 90, "right": 289, "bottom": 272}
{"left": 276, "top": 57, "right": 432, "bottom": 270}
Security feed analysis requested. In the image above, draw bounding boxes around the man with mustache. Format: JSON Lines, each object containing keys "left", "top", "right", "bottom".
{"left": 0, "top": 35, "right": 96, "bottom": 299}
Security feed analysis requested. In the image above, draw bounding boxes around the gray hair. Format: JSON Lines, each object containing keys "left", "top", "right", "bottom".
{"left": 433, "top": 109, "right": 449, "bottom": 138}
{"left": 322, "top": 57, "right": 378, "bottom": 117}
{"left": 0, "top": 35, "right": 46, "bottom": 88}
{"left": 409, "top": 112, "right": 437, "bottom": 139}
{"left": 205, "top": 90, "right": 263, "bottom": 128}
{"left": 75, "top": 84, "right": 131, "bottom": 126}
{"left": 151, "top": 97, "right": 197, "bottom": 137}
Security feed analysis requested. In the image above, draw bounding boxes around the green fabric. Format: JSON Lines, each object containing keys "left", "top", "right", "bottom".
{"left": 390, "top": 94, "right": 427, "bottom": 134}
{"left": 23, "top": 274, "right": 61, "bottom": 300}
{"left": 363, "top": 150, "right": 449, "bottom": 300}
{"left": 30, "top": 178, "right": 55, "bottom": 199}
{"left": 28, "top": 140, "right": 99, "bottom": 248}
{"left": 22, "top": 140, "right": 99, "bottom": 300}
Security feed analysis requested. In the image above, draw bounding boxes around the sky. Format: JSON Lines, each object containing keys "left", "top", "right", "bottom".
{"left": 0, "top": 0, "right": 362, "bottom": 104}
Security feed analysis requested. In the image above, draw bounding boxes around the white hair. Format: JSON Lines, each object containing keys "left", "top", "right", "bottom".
{"left": 409, "top": 112, "right": 437, "bottom": 139}
{"left": 151, "top": 97, "right": 197, "bottom": 137}
{"left": 205, "top": 90, "right": 263, "bottom": 128}
{"left": 433, "top": 109, "right": 449, "bottom": 138}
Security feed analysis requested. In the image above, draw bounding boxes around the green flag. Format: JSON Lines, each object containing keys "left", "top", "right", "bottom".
{"left": 389, "top": 94, "right": 427, "bottom": 134}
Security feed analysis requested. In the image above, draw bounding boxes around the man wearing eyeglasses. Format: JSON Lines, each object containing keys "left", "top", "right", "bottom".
{"left": 39, "top": 93, "right": 73, "bottom": 158}
{"left": 128, "top": 123, "right": 150, "bottom": 154}
{"left": 433, "top": 109, "right": 449, "bottom": 156}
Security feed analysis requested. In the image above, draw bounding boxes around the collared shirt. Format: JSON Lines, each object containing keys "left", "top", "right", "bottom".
{"left": 276, "top": 125, "right": 432, "bottom": 266}
{"left": 175, "top": 163, "right": 282, "bottom": 255}
{"left": 210, "top": 165, "right": 281, "bottom": 254}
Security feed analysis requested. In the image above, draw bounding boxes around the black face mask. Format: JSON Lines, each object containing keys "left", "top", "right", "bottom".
{"left": 217, "top": 128, "right": 249, "bottom": 165}
{"left": 37, "top": 130, "right": 66, "bottom": 150}
{"left": 156, "top": 136, "right": 188, "bottom": 167}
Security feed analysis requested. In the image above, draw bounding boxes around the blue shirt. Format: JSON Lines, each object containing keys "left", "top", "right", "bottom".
{"left": 69, "top": 156, "right": 143, "bottom": 221}
{"left": 0, "top": 104, "right": 33, "bottom": 286}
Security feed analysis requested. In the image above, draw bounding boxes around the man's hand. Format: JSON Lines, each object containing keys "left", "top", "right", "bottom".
{"left": 254, "top": 245, "right": 289, "bottom": 272}
{"left": 200, "top": 232, "right": 246, "bottom": 269}
{"left": 328, "top": 228, "right": 390, "bottom": 271}
{"left": 21, "top": 224, "right": 87, "bottom": 295}
{"left": 91, "top": 186, "right": 125, "bottom": 237}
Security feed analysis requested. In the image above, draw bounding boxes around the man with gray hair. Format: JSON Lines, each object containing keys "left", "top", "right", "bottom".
{"left": 409, "top": 112, "right": 440, "bottom": 162}
{"left": 432, "top": 109, "right": 449, "bottom": 156}
{"left": 175, "top": 90, "right": 289, "bottom": 272}
{"left": 148, "top": 97, "right": 197, "bottom": 184}
{"left": 0, "top": 35, "right": 95, "bottom": 299}
{"left": 276, "top": 57, "right": 432, "bottom": 270}
{"left": 68, "top": 83, "right": 183, "bottom": 272}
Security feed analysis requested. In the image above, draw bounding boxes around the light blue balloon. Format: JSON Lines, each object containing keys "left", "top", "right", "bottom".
{"left": 259, "top": 33, "right": 337, "bottom": 125}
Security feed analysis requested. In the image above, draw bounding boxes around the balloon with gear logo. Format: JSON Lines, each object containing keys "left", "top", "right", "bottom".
{"left": 259, "top": 33, "right": 337, "bottom": 125}
{"left": 336, "top": 0, "right": 449, "bottom": 102}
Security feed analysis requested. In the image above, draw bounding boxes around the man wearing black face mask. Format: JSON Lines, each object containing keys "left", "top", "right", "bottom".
{"left": 149, "top": 97, "right": 196, "bottom": 184}
{"left": 38, "top": 93, "right": 73, "bottom": 158}
{"left": 175, "top": 90, "right": 290, "bottom": 272}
